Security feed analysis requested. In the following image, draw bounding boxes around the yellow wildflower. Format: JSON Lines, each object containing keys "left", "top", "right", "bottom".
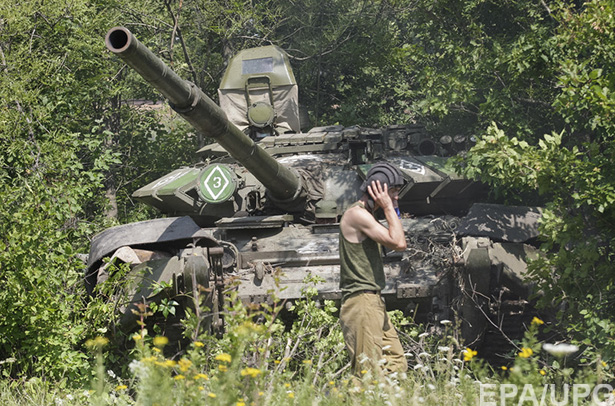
{"left": 194, "top": 341, "right": 204, "bottom": 348}
{"left": 463, "top": 348, "right": 477, "bottom": 362}
{"left": 115, "top": 385, "right": 128, "bottom": 391}
{"left": 85, "top": 336, "right": 109, "bottom": 350}
{"left": 532, "top": 317, "right": 545, "bottom": 326}
{"left": 178, "top": 358, "right": 192, "bottom": 372}
{"left": 153, "top": 348, "right": 161, "bottom": 353}
{"left": 360, "top": 370, "right": 367, "bottom": 375}
{"left": 501, "top": 366, "right": 508, "bottom": 371}
{"left": 174, "top": 374, "right": 185, "bottom": 380}
{"left": 208, "top": 392, "right": 217, "bottom": 398}
{"left": 258, "top": 392, "right": 264, "bottom": 396}
{"left": 218, "top": 364, "right": 228, "bottom": 372}
{"left": 237, "top": 402, "right": 246, "bottom": 406}
{"left": 153, "top": 336, "right": 169, "bottom": 348}
{"left": 329, "top": 381, "right": 335, "bottom": 385}
{"left": 284, "top": 383, "right": 291, "bottom": 388}
{"left": 240, "top": 367, "right": 262, "bottom": 378}
{"left": 287, "top": 392, "right": 295, "bottom": 399}
{"left": 194, "top": 373, "right": 209, "bottom": 380}
{"left": 198, "top": 386, "right": 204, "bottom": 391}
{"left": 518, "top": 347, "right": 533, "bottom": 358}
{"left": 539, "top": 370, "right": 546, "bottom": 376}
{"left": 302, "top": 360, "right": 312, "bottom": 365}
{"left": 274, "top": 360, "right": 281, "bottom": 364}
{"left": 601, "top": 361, "right": 607, "bottom": 368}
{"left": 164, "top": 359, "right": 177, "bottom": 368}
{"left": 132, "top": 334, "right": 142, "bottom": 341}
{"left": 215, "top": 353, "right": 232, "bottom": 363}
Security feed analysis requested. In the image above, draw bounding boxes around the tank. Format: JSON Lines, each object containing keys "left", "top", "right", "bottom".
{"left": 87, "top": 27, "right": 542, "bottom": 345}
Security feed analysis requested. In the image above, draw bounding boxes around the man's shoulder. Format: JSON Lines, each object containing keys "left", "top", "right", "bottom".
{"left": 342, "top": 203, "right": 378, "bottom": 230}
{"left": 342, "top": 203, "right": 368, "bottom": 220}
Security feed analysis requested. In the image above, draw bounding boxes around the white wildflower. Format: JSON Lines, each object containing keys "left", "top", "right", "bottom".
{"left": 438, "top": 346, "right": 450, "bottom": 352}
{"left": 418, "top": 397, "right": 425, "bottom": 403}
{"left": 107, "top": 369, "right": 116, "bottom": 379}
{"left": 414, "top": 364, "right": 424, "bottom": 371}
{"left": 128, "top": 360, "right": 149, "bottom": 380}
{"left": 418, "top": 352, "right": 431, "bottom": 358}
{"left": 427, "top": 384, "right": 436, "bottom": 391}
{"left": 542, "top": 343, "right": 579, "bottom": 357}
{"left": 54, "top": 398, "right": 63, "bottom": 406}
{"left": 66, "top": 394, "right": 73, "bottom": 401}
{"left": 440, "top": 319, "right": 452, "bottom": 325}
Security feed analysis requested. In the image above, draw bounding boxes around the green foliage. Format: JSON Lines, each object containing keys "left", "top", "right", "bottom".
{"left": 0, "top": 0, "right": 614, "bottom": 389}
{"left": 0, "top": 0, "right": 195, "bottom": 380}
{"left": 394, "top": 0, "right": 562, "bottom": 137}
{"left": 455, "top": 1, "right": 615, "bottom": 361}
{"left": 0, "top": 0, "right": 121, "bottom": 379}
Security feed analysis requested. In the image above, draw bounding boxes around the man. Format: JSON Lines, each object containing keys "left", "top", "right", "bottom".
{"left": 339, "top": 163, "right": 408, "bottom": 374}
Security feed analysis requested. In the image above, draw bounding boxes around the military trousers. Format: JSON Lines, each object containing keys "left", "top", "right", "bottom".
{"left": 339, "top": 291, "right": 408, "bottom": 375}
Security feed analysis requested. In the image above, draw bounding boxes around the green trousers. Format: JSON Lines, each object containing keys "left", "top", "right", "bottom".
{"left": 339, "top": 291, "right": 408, "bottom": 374}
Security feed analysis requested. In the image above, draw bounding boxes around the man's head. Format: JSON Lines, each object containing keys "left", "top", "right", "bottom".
{"left": 360, "top": 163, "right": 405, "bottom": 210}
{"left": 360, "top": 163, "right": 405, "bottom": 194}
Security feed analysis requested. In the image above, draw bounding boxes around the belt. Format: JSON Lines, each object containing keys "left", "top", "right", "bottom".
{"left": 341, "top": 289, "right": 381, "bottom": 305}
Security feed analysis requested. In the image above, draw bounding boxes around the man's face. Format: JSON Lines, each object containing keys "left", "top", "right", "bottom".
{"left": 388, "top": 186, "right": 401, "bottom": 202}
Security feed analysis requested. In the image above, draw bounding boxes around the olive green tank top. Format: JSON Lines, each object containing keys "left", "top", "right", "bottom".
{"left": 339, "top": 202, "right": 385, "bottom": 302}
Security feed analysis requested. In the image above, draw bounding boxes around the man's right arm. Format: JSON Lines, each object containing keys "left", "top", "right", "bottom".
{"left": 363, "top": 181, "right": 406, "bottom": 251}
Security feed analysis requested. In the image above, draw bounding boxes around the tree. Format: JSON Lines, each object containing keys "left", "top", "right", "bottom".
{"left": 448, "top": 1, "right": 615, "bottom": 359}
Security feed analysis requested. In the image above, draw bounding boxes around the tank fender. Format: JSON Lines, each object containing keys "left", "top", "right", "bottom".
{"left": 86, "top": 217, "right": 217, "bottom": 294}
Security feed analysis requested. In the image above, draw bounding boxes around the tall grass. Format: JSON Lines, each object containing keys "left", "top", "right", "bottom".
{"left": 2, "top": 287, "right": 613, "bottom": 405}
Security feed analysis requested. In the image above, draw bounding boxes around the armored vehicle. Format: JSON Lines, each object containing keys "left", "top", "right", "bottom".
{"left": 87, "top": 27, "right": 541, "bottom": 345}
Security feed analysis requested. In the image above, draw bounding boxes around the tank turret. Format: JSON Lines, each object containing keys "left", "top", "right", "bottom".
{"left": 105, "top": 27, "right": 305, "bottom": 212}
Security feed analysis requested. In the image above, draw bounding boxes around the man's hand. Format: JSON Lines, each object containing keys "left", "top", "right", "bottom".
{"left": 367, "top": 180, "right": 395, "bottom": 211}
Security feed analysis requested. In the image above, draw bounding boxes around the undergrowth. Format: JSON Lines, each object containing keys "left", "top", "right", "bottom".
{"left": 1, "top": 280, "right": 613, "bottom": 406}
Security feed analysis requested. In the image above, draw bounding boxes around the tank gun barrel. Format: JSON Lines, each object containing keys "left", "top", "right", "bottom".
{"left": 105, "top": 27, "right": 302, "bottom": 205}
